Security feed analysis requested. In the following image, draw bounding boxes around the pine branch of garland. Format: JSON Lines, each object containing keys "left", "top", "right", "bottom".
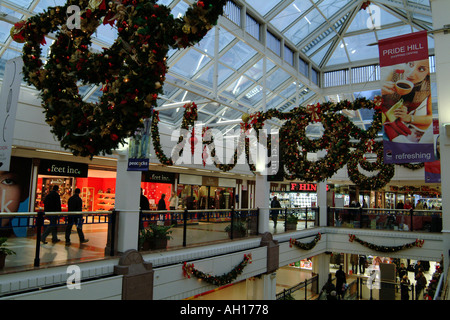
{"left": 348, "top": 234, "right": 424, "bottom": 253}
{"left": 289, "top": 233, "right": 322, "bottom": 250}
{"left": 182, "top": 254, "right": 253, "bottom": 286}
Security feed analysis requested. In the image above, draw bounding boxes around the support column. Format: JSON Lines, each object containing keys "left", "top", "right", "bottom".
{"left": 431, "top": 0, "right": 450, "bottom": 268}
{"left": 115, "top": 153, "right": 142, "bottom": 253}
{"left": 317, "top": 180, "right": 328, "bottom": 226}
{"left": 255, "top": 173, "right": 270, "bottom": 234}
{"left": 313, "top": 253, "right": 330, "bottom": 293}
{"left": 246, "top": 273, "right": 277, "bottom": 300}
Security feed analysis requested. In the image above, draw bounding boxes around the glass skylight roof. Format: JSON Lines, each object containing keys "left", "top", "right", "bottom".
{"left": 0, "top": 0, "right": 435, "bottom": 134}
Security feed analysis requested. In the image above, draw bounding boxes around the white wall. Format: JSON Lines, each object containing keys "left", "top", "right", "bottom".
{"left": 153, "top": 247, "right": 267, "bottom": 300}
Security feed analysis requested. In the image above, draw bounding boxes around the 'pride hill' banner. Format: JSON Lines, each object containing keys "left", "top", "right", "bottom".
{"left": 378, "top": 31, "right": 434, "bottom": 164}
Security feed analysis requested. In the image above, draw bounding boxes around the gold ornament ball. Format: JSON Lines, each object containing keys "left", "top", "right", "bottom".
{"left": 241, "top": 113, "right": 250, "bottom": 123}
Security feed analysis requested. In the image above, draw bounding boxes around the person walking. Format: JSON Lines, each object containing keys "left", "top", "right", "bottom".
{"left": 157, "top": 193, "right": 167, "bottom": 210}
{"left": 65, "top": 188, "right": 89, "bottom": 246}
{"left": 400, "top": 275, "right": 411, "bottom": 300}
{"left": 350, "top": 254, "right": 358, "bottom": 275}
{"left": 335, "top": 265, "right": 347, "bottom": 300}
{"left": 321, "top": 274, "right": 337, "bottom": 300}
{"left": 359, "top": 255, "right": 367, "bottom": 274}
{"left": 398, "top": 262, "right": 408, "bottom": 283}
{"left": 41, "top": 185, "right": 62, "bottom": 244}
{"left": 270, "top": 196, "right": 281, "bottom": 229}
{"left": 140, "top": 188, "right": 150, "bottom": 211}
{"left": 415, "top": 270, "right": 427, "bottom": 300}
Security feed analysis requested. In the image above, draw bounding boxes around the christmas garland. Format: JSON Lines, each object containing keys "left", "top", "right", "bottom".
{"left": 13, "top": 0, "right": 227, "bottom": 158}
{"left": 289, "top": 233, "right": 321, "bottom": 250}
{"left": 182, "top": 253, "right": 252, "bottom": 286}
{"left": 150, "top": 96, "right": 416, "bottom": 191}
{"left": 348, "top": 234, "right": 424, "bottom": 253}
{"left": 399, "top": 163, "right": 425, "bottom": 170}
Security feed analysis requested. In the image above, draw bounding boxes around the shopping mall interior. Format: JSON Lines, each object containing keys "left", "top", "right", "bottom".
{"left": 0, "top": 0, "right": 449, "bottom": 304}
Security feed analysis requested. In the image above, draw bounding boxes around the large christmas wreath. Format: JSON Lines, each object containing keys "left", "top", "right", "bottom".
{"left": 12, "top": 0, "right": 227, "bottom": 157}
{"left": 347, "top": 140, "right": 395, "bottom": 190}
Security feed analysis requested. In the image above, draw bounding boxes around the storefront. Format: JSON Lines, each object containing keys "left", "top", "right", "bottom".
{"left": 270, "top": 182, "right": 330, "bottom": 208}
{"left": 34, "top": 159, "right": 116, "bottom": 212}
{"left": 385, "top": 185, "right": 441, "bottom": 209}
{"left": 141, "top": 171, "right": 176, "bottom": 210}
{"left": 177, "top": 174, "right": 236, "bottom": 210}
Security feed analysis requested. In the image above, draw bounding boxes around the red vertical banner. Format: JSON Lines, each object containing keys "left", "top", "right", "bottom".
{"left": 424, "top": 119, "right": 441, "bottom": 183}
{"left": 379, "top": 31, "right": 434, "bottom": 164}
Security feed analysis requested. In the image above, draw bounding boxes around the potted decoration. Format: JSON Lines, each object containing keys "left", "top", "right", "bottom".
{"left": 0, "top": 237, "right": 16, "bottom": 269}
{"left": 225, "top": 220, "right": 247, "bottom": 239}
{"left": 285, "top": 214, "right": 299, "bottom": 231}
{"left": 139, "top": 224, "right": 173, "bottom": 251}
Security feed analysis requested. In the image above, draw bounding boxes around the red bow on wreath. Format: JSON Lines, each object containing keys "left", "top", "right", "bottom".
{"left": 373, "top": 96, "right": 383, "bottom": 111}
{"left": 306, "top": 103, "right": 321, "bottom": 122}
{"left": 365, "top": 139, "right": 375, "bottom": 153}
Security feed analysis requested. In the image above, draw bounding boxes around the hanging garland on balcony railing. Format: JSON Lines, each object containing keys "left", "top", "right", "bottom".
{"left": 289, "top": 233, "right": 322, "bottom": 250}
{"left": 348, "top": 234, "right": 425, "bottom": 253}
{"left": 182, "top": 253, "right": 252, "bottom": 286}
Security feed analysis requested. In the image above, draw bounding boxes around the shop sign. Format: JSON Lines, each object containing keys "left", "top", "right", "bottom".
{"left": 202, "top": 176, "right": 218, "bottom": 187}
{"left": 127, "top": 118, "right": 151, "bottom": 171}
{"left": 38, "top": 159, "right": 88, "bottom": 177}
{"left": 142, "top": 171, "right": 175, "bottom": 184}
{"left": 290, "top": 183, "right": 329, "bottom": 192}
{"left": 127, "top": 158, "right": 149, "bottom": 171}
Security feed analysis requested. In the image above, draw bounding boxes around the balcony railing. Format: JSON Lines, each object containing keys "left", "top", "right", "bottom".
{"left": 0, "top": 210, "right": 115, "bottom": 270}
{"left": 138, "top": 208, "right": 260, "bottom": 249}
{"left": 328, "top": 207, "right": 442, "bottom": 232}
{"left": 0, "top": 205, "right": 440, "bottom": 272}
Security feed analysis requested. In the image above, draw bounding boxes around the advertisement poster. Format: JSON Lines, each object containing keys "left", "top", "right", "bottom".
{"left": 0, "top": 57, "right": 23, "bottom": 172}
{"left": 425, "top": 119, "right": 441, "bottom": 183}
{"left": 0, "top": 157, "right": 32, "bottom": 237}
{"left": 127, "top": 118, "right": 151, "bottom": 171}
{"left": 378, "top": 31, "right": 434, "bottom": 164}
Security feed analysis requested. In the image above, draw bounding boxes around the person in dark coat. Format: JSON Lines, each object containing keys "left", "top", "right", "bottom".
{"left": 41, "top": 185, "right": 62, "bottom": 244}
{"left": 359, "top": 255, "right": 367, "bottom": 274}
{"left": 415, "top": 270, "right": 427, "bottom": 299}
{"left": 140, "top": 188, "right": 150, "bottom": 211}
{"left": 335, "top": 265, "right": 347, "bottom": 300}
{"left": 400, "top": 275, "right": 411, "bottom": 300}
{"left": 397, "top": 262, "right": 408, "bottom": 282}
{"left": 157, "top": 194, "right": 167, "bottom": 210}
{"left": 270, "top": 196, "right": 281, "bottom": 228}
{"left": 321, "top": 274, "right": 337, "bottom": 300}
{"left": 65, "top": 188, "right": 88, "bottom": 245}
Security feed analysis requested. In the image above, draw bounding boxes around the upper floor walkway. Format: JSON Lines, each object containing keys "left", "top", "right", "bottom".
{"left": 0, "top": 206, "right": 446, "bottom": 300}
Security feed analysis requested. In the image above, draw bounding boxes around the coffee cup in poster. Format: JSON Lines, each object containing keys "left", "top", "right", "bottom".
{"left": 395, "top": 80, "right": 413, "bottom": 96}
